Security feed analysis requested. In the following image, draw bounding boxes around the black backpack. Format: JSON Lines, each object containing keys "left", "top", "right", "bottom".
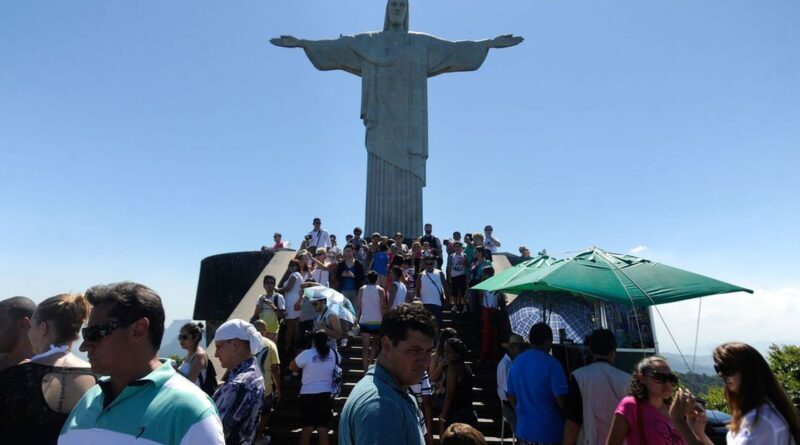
{"left": 198, "top": 359, "right": 219, "bottom": 397}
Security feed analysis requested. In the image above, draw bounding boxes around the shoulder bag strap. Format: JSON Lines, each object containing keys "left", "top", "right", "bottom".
{"left": 425, "top": 272, "right": 443, "bottom": 297}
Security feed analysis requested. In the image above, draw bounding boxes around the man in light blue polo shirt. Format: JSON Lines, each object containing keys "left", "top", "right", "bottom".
{"left": 339, "top": 303, "right": 438, "bottom": 445}
{"left": 506, "top": 323, "right": 569, "bottom": 445}
{"left": 59, "top": 282, "right": 224, "bottom": 445}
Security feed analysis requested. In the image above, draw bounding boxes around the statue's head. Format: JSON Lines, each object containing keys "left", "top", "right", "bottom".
{"left": 384, "top": 0, "right": 409, "bottom": 32}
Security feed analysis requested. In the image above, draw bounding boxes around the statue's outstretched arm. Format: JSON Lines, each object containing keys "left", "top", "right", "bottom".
{"left": 270, "top": 35, "right": 305, "bottom": 48}
{"left": 486, "top": 34, "right": 524, "bottom": 49}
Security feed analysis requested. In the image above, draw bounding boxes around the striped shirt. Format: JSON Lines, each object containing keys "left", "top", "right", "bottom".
{"left": 59, "top": 360, "right": 224, "bottom": 445}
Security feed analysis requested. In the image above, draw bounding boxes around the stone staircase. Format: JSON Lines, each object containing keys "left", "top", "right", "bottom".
{"left": 267, "top": 307, "right": 510, "bottom": 444}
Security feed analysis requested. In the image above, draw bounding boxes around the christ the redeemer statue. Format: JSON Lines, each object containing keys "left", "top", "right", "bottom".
{"left": 272, "top": 0, "right": 522, "bottom": 238}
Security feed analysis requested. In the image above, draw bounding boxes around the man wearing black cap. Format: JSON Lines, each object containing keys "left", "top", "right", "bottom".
{"left": 562, "top": 329, "right": 631, "bottom": 445}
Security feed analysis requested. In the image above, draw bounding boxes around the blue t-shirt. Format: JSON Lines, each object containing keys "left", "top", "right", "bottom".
{"left": 339, "top": 364, "right": 425, "bottom": 445}
{"left": 506, "top": 348, "right": 569, "bottom": 443}
{"left": 371, "top": 252, "right": 389, "bottom": 275}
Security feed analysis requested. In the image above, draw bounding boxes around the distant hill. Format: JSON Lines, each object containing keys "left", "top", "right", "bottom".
{"left": 660, "top": 352, "right": 716, "bottom": 376}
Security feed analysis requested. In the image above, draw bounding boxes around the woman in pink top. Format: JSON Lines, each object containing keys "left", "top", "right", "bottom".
{"left": 606, "top": 356, "right": 686, "bottom": 445}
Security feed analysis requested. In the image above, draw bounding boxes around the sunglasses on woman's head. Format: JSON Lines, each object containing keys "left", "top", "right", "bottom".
{"left": 81, "top": 319, "right": 136, "bottom": 343}
{"left": 649, "top": 371, "right": 679, "bottom": 384}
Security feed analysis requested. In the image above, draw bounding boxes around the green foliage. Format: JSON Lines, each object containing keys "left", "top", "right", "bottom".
{"left": 703, "top": 386, "right": 728, "bottom": 412}
{"left": 768, "top": 343, "right": 800, "bottom": 410}
{"left": 676, "top": 371, "right": 728, "bottom": 412}
{"left": 169, "top": 354, "right": 184, "bottom": 367}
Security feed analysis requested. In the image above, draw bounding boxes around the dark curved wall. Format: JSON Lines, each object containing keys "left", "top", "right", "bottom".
{"left": 193, "top": 251, "right": 275, "bottom": 321}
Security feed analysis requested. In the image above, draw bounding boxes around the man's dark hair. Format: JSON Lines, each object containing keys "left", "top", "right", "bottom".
{"left": 474, "top": 246, "right": 486, "bottom": 257}
{"left": 367, "top": 270, "right": 379, "bottom": 284}
{"left": 263, "top": 275, "right": 276, "bottom": 284}
{"left": 381, "top": 303, "right": 437, "bottom": 346}
{"left": 587, "top": 328, "right": 617, "bottom": 356}
{"left": 0, "top": 296, "right": 36, "bottom": 320}
{"left": 529, "top": 322, "right": 553, "bottom": 346}
{"left": 391, "top": 265, "right": 403, "bottom": 279}
{"left": 85, "top": 282, "right": 165, "bottom": 351}
{"left": 344, "top": 243, "right": 355, "bottom": 251}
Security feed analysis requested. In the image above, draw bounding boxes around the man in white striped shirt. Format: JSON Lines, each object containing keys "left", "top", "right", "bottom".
{"left": 60, "top": 282, "right": 224, "bottom": 445}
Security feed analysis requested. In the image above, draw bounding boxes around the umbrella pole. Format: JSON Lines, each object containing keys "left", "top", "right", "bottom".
{"left": 691, "top": 298, "right": 702, "bottom": 373}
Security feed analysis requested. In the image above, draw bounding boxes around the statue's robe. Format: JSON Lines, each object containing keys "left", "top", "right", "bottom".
{"left": 301, "top": 31, "right": 489, "bottom": 236}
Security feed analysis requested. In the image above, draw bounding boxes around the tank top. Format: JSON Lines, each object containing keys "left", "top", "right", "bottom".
{"left": 360, "top": 284, "right": 383, "bottom": 324}
{"left": 419, "top": 269, "right": 444, "bottom": 306}
{"left": 391, "top": 281, "right": 407, "bottom": 308}
{"left": 283, "top": 271, "right": 303, "bottom": 320}
{"left": 0, "top": 362, "right": 97, "bottom": 445}
{"left": 177, "top": 353, "right": 208, "bottom": 387}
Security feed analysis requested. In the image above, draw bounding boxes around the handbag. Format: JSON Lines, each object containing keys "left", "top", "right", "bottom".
{"left": 330, "top": 349, "right": 343, "bottom": 398}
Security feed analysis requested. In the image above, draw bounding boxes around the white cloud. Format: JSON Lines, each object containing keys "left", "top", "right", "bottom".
{"left": 629, "top": 245, "right": 648, "bottom": 254}
{"left": 654, "top": 286, "right": 800, "bottom": 355}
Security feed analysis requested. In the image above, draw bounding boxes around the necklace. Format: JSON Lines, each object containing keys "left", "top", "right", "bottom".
{"left": 31, "top": 344, "right": 70, "bottom": 361}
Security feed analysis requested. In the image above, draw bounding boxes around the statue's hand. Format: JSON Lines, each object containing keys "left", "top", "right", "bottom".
{"left": 491, "top": 34, "right": 523, "bottom": 48}
{"left": 270, "top": 35, "right": 303, "bottom": 48}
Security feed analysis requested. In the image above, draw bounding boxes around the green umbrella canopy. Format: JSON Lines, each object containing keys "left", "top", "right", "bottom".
{"left": 473, "top": 254, "right": 559, "bottom": 293}
{"left": 472, "top": 247, "right": 753, "bottom": 306}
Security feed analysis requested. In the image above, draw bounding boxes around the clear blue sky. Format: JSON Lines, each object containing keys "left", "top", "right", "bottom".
{"left": 2, "top": 1, "right": 798, "bottom": 355}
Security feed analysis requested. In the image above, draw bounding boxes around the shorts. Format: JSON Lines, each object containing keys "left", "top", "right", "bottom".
{"left": 298, "top": 392, "right": 332, "bottom": 428}
{"left": 450, "top": 274, "right": 467, "bottom": 296}
{"left": 359, "top": 323, "right": 381, "bottom": 335}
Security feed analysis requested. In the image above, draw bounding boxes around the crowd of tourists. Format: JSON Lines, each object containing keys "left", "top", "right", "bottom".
{"left": 0, "top": 218, "right": 798, "bottom": 445}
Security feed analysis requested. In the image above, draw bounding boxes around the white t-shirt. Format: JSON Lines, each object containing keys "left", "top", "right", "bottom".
{"left": 283, "top": 271, "right": 303, "bottom": 319}
{"left": 496, "top": 353, "right": 512, "bottom": 401}
{"left": 359, "top": 284, "right": 383, "bottom": 324}
{"left": 294, "top": 347, "right": 337, "bottom": 395}
{"left": 311, "top": 267, "right": 329, "bottom": 287}
{"left": 391, "top": 281, "right": 407, "bottom": 308}
{"left": 484, "top": 235, "right": 499, "bottom": 253}
{"left": 418, "top": 269, "right": 445, "bottom": 306}
{"left": 727, "top": 402, "right": 797, "bottom": 445}
{"left": 307, "top": 229, "right": 332, "bottom": 249}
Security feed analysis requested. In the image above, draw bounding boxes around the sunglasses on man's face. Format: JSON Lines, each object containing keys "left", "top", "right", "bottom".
{"left": 648, "top": 371, "right": 679, "bottom": 385}
{"left": 82, "top": 319, "right": 136, "bottom": 343}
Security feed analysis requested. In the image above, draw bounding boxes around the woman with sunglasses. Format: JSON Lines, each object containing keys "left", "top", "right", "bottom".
{"left": 606, "top": 356, "right": 686, "bottom": 445}
{"left": 671, "top": 342, "right": 800, "bottom": 445}
{"left": 310, "top": 248, "right": 331, "bottom": 287}
{"left": 0, "top": 293, "right": 96, "bottom": 445}
{"left": 177, "top": 322, "right": 208, "bottom": 387}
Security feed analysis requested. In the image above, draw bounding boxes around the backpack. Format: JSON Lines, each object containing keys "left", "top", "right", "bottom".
{"left": 198, "top": 359, "right": 219, "bottom": 397}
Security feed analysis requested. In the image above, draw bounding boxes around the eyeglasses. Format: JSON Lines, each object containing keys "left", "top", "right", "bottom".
{"left": 178, "top": 334, "right": 190, "bottom": 341}
{"left": 714, "top": 364, "right": 735, "bottom": 377}
{"left": 82, "top": 319, "right": 136, "bottom": 343}
{"left": 648, "top": 371, "right": 679, "bottom": 384}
